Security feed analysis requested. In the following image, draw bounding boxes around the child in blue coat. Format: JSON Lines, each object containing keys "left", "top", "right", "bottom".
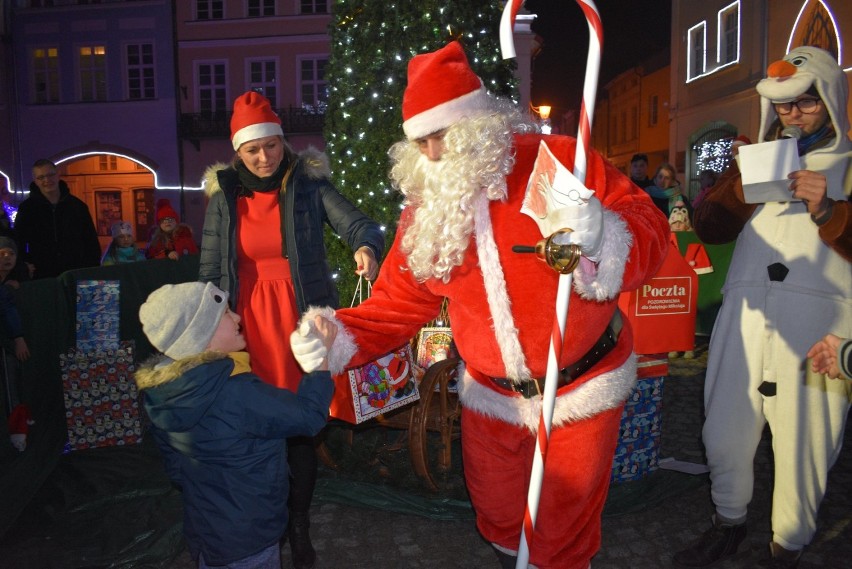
{"left": 136, "top": 282, "right": 335, "bottom": 569}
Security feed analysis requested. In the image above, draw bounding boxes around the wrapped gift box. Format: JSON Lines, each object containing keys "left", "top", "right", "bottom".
{"left": 76, "top": 280, "right": 121, "bottom": 352}
{"left": 611, "top": 355, "right": 666, "bottom": 483}
{"left": 61, "top": 341, "right": 142, "bottom": 452}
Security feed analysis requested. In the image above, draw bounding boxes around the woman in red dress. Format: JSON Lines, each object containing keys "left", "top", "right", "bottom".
{"left": 199, "top": 91, "right": 384, "bottom": 569}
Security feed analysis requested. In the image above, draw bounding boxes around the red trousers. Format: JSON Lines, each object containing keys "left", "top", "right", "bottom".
{"left": 461, "top": 404, "right": 623, "bottom": 569}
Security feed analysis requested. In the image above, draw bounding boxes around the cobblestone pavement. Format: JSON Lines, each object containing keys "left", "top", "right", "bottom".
{"left": 164, "top": 337, "right": 851, "bottom": 569}
{"left": 7, "top": 336, "right": 847, "bottom": 568}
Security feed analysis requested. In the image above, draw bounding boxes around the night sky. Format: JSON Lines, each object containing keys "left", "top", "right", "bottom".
{"left": 524, "top": 0, "right": 671, "bottom": 117}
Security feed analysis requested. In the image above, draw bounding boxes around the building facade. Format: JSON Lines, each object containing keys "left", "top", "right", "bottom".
{"left": 6, "top": 0, "right": 178, "bottom": 249}
{"left": 670, "top": 0, "right": 851, "bottom": 200}
{"left": 592, "top": 50, "right": 671, "bottom": 177}
{"left": 0, "top": 0, "right": 544, "bottom": 248}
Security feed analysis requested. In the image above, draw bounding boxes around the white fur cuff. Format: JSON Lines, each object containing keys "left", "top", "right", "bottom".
{"left": 572, "top": 210, "right": 631, "bottom": 301}
{"left": 299, "top": 306, "right": 357, "bottom": 375}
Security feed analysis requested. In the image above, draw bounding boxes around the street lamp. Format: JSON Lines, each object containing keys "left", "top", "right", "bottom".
{"left": 531, "top": 104, "right": 552, "bottom": 134}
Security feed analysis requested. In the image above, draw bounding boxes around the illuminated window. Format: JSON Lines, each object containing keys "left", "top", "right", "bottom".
{"left": 197, "top": 0, "right": 223, "bottom": 20}
{"left": 79, "top": 45, "right": 107, "bottom": 102}
{"left": 198, "top": 62, "right": 227, "bottom": 116}
{"left": 687, "top": 23, "right": 706, "bottom": 81}
{"left": 33, "top": 47, "right": 60, "bottom": 104}
{"left": 300, "top": 57, "right": 328, "bottom": 111}
{"left": 301, "top": 0, "right": 328, "bottom": 15}
{"left": 788, "top": 0, "right": 840, "bottom": 58}
{"left": 248, "top": 0, "right": 275, "bottom": 17}
{"left": 718, "top": 2, "right": 740, "bottom": 65}
{"left": 248, "top": 60, "right": 278, "bottom": 107}
{"left": 99, "top": 155, "right": 118, "bottom": 171}
{"left": 96, "top": 191, "right": 123, "bottom": 237}
{"left": 126, "top": 43, "right": 156, "bottom": 100}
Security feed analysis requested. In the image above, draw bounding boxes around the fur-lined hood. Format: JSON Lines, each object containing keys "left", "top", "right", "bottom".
{"left": 202, "top": 146, "right": 332, "bottom": 198}
{"left": 135, "top": 350, "right": 230, "bottom": 390}
{"left": 135, "top": 351, "right": 236, "bottom": 433}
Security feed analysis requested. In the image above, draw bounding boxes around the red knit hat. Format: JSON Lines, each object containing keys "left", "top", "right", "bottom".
{"left": 402, "top": 41, "right": 488, "bottom": 141}
{"left": 156, "top": 198, "right": 179, "bottom": 222}
{"left": 230, "top": 91, "right": 283, "bottom": 150}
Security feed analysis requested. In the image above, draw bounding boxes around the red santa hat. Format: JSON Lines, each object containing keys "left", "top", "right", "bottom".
{"left": 156, "top": 198, "right": 179, "bottom": 223}
{"left": 685, "top": 243, "right": 714, "bottom": 275}
{"left": 230, "top": 91, "right": 284, "bottom": 151}
{"left": 402, "top": 41, "right": 489, "bottom": 141}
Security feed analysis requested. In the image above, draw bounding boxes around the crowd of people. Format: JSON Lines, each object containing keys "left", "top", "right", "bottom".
{"left": 2, "top": 40, "right": 850, "bottom": 569}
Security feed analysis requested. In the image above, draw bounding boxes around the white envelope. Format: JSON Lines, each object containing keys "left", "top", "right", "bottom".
{"left": 738, "top": 138, "right": 801, "bottom": 204}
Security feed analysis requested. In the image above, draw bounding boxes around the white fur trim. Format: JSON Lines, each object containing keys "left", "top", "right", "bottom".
{"left": 232, "top": 122, "right": 284, "bottom": 151}
{"left": 473, "top": 193, "right": 531, "bottom": 381}
{"left": 458, "top": 354, "right": 637, "bottom": 432}
{"left": 299, "top": 306, "right": 355, "bottom": 375}
{"left": 572, "top": 210, "right": 631, "bottom": 301}
{"left": 403, "top": 86, "right": 489, "bottom": 141}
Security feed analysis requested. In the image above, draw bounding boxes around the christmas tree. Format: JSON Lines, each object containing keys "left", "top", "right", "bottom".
{"left": 324, "top": 0, "right": 518, "bottom": 305}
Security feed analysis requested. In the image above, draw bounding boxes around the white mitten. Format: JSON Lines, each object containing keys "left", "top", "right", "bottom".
{"left": 290, "top": 320, "right": 327, "bottom": 373}
{"left": 549, "top": 195, "right": 604, "bottom": 262}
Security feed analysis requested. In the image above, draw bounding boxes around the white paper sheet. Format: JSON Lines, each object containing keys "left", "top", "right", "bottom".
{"left": 738, "top": 138, "right": 801, "bottom": 204}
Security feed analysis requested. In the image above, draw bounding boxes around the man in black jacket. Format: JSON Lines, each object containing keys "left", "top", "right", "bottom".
{"left": 15, "top": 159, "right": 101, "bottom": 279}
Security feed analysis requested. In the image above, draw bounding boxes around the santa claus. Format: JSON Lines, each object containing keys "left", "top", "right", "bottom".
{"left": 292, "top": 41, "right": 669, "bottom": 569}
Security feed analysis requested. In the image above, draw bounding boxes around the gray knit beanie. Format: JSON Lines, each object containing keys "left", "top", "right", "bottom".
{"left": 139, "top": 282, "right": 229, "bottom": 360}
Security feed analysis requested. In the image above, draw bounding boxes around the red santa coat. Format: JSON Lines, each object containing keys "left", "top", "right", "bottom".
{"left": 310, "top": 134, "right": 668, "bottom": 567}
{"left": 323, "top": 134, "right": 668, "bottom": 427}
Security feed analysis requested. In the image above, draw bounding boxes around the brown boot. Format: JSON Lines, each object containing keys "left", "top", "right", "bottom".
{"left": 672, "top": 518, "right": 747, "bottom": 567}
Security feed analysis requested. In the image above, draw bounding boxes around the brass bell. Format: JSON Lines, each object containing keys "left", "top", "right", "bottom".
{"left": 533, "top": 229, "right": 582, "bottom": 274}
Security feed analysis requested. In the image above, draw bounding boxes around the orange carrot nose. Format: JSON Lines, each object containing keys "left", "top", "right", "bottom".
{"left": 767, "top": 60, "right": 797, "bottom": 78}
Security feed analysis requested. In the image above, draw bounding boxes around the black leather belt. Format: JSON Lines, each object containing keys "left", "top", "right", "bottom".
{"left": 492, "top": 311, "right": 623, "bottom": 399}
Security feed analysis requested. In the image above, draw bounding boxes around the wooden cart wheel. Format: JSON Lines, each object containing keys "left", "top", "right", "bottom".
{"left": 407, "top": 358, "right": 462, "bottom": 491}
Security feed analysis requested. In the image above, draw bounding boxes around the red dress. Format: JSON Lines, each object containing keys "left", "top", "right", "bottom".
{"left": 235, "top": 191, "right": 302, "bottom": 391}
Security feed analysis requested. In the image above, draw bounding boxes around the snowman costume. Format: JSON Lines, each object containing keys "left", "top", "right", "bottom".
{"left": 694, "top": 46, "right": 852, "bottom": 553}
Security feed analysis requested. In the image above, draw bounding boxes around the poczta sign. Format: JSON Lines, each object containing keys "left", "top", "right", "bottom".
{"left": 633, "top": 276, "right": 692, "bottom": 316}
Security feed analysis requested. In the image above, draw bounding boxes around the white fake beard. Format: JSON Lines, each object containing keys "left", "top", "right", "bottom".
{"left": 399, "top": 152, "right": 485, "bottom": 283}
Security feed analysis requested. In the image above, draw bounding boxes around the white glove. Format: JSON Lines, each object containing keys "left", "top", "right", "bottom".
{"left": 290, "top": 320, "right": 327, "bottom": 373}
{"left": 549, "top": 195, "right": 604, "bottom": 262}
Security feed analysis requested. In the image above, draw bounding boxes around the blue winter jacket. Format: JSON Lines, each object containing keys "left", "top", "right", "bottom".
{"left": 134, "top": 352, "right": 333, "bottom": 565}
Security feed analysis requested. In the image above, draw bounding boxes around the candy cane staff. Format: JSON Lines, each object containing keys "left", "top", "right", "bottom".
{"left": 502, "top": 1, "right": 605, "bottom": 566}
{"left": 290, "top": 39, "right": 670, "bottom": 568}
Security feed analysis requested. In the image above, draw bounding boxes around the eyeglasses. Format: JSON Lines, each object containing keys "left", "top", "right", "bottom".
{"left": 773, "top": 98, "right": 821, "bottom": 115}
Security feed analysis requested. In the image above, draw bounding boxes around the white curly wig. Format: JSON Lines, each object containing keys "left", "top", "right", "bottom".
{"left": 388, "top": 95, "right": 537, "bottom": 282}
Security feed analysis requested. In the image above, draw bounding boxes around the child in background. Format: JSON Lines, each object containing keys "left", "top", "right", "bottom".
{"left": 0, "top": 237, "right": 31, "bottom": 453}
{"left": 0, "top": 236, "right": 28, "bottom": 288}
{"left": 145, "top": 199, "right": 198, "bottom": 260}
{"left": 136, "top": 281, "right": 335, "bottom": 569}
{"left": 101, "top": 221, "right": 145, "bottom": 266}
